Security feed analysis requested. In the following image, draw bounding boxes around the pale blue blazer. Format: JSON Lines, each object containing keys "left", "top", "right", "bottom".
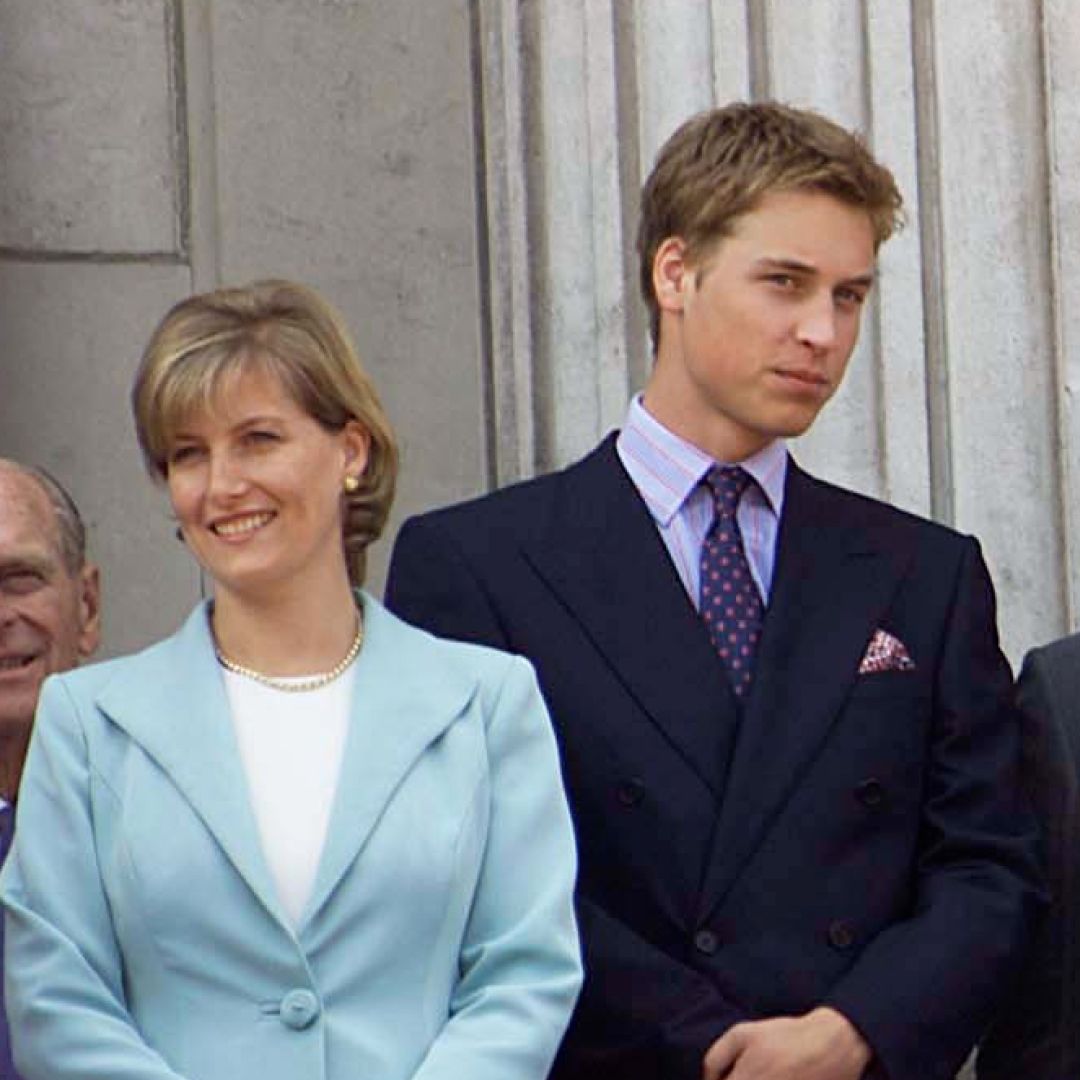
{"left": 1, "top": 594, "right": 582, "bottom": 1080}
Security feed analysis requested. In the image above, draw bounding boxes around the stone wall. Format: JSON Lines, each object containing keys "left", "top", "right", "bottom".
{"left": 2, "top": 0, "right": 1077, "bottom": 674}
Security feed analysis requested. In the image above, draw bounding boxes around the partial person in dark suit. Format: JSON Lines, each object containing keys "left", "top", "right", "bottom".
{"left": 977, "top": 637, "right": 1080, "bottom": 1080}
{"left": 386, "top": 102, "right": 1043, "bottom": 1080}
{"left": 0, "top": 459, "right": 100, "bottom": 1077}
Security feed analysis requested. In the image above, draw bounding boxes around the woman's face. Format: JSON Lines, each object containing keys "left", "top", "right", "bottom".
{"left": 165, "top": 365, "right": 367, "bottom": 601}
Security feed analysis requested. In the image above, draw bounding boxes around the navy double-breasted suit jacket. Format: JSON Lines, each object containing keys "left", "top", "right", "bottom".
{"left": 386, "top": 435, "right": 1043, "bottom": 1080}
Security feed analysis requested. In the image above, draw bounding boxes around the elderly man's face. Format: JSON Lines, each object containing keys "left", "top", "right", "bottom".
{"left": 0, "top": 470, "right": 99, "bottom": 738}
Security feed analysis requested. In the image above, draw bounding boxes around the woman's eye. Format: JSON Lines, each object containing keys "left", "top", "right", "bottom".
{"left": 244, "top": 430, "right": 280, "bottom": 446}
{"left": 168, "top": 445, "right": 199, "bottom": 466}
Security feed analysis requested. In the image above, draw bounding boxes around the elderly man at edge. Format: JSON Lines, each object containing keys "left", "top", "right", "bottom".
{"left": 0, "top": 459, "right": 101, "bottom": 1076}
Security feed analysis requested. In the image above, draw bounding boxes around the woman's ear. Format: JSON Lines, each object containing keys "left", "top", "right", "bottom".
{"left": 341, "top": 420, "right": 371, "bottom": 480}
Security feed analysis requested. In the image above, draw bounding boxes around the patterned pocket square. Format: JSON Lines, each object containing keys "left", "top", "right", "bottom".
{"left": 858, "top": 628, "right": 916, "bottom": 674}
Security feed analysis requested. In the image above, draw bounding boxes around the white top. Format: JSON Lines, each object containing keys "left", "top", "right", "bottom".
{"left": 222, "top": 664, "right": 355, "bottom": 927}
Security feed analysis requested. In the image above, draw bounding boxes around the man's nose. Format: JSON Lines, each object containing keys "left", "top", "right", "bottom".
{"left": 796, "top": 295, "right": 838, "bottom": 350}
{"left": 0, "top": 593, "right": 18, "bottom": 629}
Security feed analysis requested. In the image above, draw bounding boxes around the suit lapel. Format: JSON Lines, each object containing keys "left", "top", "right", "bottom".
{"left": 298, "top": 595, "right": 475, "bottom": 931}
{"left": 523, "top": 437, "right": 737, "bottom": 794}
{"left": 699, "top": 463, "right": 914, "bottom": 914}
{"left": 95, "top": 604, "right": 286, "bottom": 926}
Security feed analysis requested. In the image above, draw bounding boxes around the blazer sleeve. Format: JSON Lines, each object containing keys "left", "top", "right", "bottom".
{"left": 0, "top": 676, "right": 187, "bottom": 1080}
{"left": 388, "top": 516, "right": 748, "bottom": 1079}
{"left": 823, "top": 539, "right": 1045, "bottom": 1080}
{"left": 977, "top": 645, "right": 1080, "bottom": 1080}
{"left": 409, "top": 653, "right": 583, "bottom": 1080}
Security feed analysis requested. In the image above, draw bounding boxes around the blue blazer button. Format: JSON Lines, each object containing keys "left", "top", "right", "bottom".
{"left": 280, "top": 988, "right": 320, "bottom": 1030}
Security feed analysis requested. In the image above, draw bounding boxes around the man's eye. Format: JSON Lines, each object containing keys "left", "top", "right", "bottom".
{"left": 836, "top": 288, "right": 867, "bottom": 307}
{"left": 765, "top": 274, "right": 798, "bottom": 291}
{"left": 1, "top": 571, "right": 45, "bottom": 596}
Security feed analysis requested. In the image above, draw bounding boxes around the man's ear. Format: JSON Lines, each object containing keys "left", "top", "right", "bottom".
{"left": 75, "top": 563, "right": 101, "bottom": 662}
{"left": 652, "top": 237, "right": 692, "bottom": 315}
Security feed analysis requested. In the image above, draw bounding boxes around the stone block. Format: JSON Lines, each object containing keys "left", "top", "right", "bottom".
{"left": 207, "top": 0, "right": 488, "bottom": 571}
{"left": 0, "top": 0, "right": 180, "bottom": 253}
{"left": 0, "top": 262, "right": 198, "bottom": 658}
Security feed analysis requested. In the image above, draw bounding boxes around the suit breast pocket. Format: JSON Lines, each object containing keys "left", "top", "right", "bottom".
{"left": 846, "top": 670, "right": 930, "bottom": 703}
{"left": 836, "top": 671, "right": 933, "bottom": 771}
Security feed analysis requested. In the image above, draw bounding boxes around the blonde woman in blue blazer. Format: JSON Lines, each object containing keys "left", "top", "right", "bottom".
{"left": 1, "top": 280, "right": 582, "bottom": 1080}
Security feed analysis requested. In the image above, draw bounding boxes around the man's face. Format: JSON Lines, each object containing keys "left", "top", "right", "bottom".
{"left": 0, "top": 470, "right": 99, "bottom": 738}
{"left": 645, "top": 188, "right": 878, "bottom": 462}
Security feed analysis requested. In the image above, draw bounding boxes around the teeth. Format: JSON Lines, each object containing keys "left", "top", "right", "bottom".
{"left": 0, "top": 656, "right": 33, "bottom": 671}
{"left": 213, "top": 512, "right": 273, "bottom": 537}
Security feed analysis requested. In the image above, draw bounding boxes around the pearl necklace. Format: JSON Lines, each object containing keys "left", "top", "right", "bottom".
{"left": 215, "top": 615, "right": 364, "bottom": 693}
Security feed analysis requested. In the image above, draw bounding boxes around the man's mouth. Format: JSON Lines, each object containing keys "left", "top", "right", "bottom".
{"left": 773, "top": 367, "right": 829, "bottom": 387}
{"left": 0, "top": 653, "right": 39, "bottom": 673}
{"left": 209, "top": 511, "right": 275, "bottom": 538}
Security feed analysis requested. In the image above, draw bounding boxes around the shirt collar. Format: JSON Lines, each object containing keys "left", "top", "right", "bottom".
{"left": 617, "top": 395, "right": 787, "bottom": 526}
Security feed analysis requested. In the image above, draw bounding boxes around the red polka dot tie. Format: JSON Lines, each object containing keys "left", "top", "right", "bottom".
{"left": 700, "top": 466, "right": 763, "bottom": 699}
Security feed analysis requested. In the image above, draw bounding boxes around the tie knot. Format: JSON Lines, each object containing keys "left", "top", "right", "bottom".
{"left": 704, "top": 466, "right": 752, "bottom": 519}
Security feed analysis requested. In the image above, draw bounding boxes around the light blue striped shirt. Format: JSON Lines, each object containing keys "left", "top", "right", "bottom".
{"left": 615, "top": 396, "right": 787, "bottom": 607}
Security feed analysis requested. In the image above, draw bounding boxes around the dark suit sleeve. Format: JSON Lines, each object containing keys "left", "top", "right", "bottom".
{"left": 387, "top": 515, "right": 747, "bottom": 1078}
{"left": 976, "top": 647, "right": 1079, "bottom": 1080}
{"left": 823, "top": 540, "right": 1045, "bottom": 1080}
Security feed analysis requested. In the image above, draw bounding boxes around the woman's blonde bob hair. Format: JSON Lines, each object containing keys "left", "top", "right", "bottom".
{"left": 131, "top": 279, "right": 398, "bottom": 586}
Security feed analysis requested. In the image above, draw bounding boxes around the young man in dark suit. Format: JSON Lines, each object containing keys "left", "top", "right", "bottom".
{"left": 386, "top": 102, "right": 1042, "bottom": 1080}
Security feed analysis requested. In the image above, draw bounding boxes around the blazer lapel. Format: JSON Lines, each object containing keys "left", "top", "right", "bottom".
{"left": 95, "top": 604, "right": 286, "bottom": 926}
{"left": 299, "top": 595, "right": 476, "bottom": 930}
{"left": 699, "top": 463, "right": 914, "bottom": 914}
{"left": 523, "top": 437, "right": 737, "bottom": 795}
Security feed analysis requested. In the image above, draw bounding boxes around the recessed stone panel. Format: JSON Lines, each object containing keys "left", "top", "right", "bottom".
{"left": 0, "top": 262, "right": 198, "bottom": 657}
{"left": 0, "top": 0, "right": 180, "bottom": 254}
{"left": 209, "top": 0, "right": 488, "bottom": 576}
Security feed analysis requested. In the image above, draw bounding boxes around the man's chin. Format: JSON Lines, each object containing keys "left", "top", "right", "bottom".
{"left": 772, "top": 407, "right": 829, "bottom": 440}
{"left": 0, "top": 667, "right": 45, "bottom": 738}
{"left": 0, "top": 706, "right": 36, "bottom": 741}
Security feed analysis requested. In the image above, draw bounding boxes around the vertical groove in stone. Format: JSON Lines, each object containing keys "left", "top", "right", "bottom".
{"left": 173, "top": 0, "right": 212, "bottom": 602}
{"left": 584, "top": 0, "right": 631, "bottom": 435}
{"left": 178, "top": 0, "right": 221, "bottom": 292}
{"left": 859, "top": 0, "right": 889, "bottom": 499}
{"left": 467, "top": 0, "right": 498, "bottom": 493}
{"left": 704, "top": 0, "right": 718, "bottom": 102}
{"left": 519, "top": 0, "right": 549, "bottom": 475}
{"left": 167, "top": 0, "right": 190, "bottom": 259}
{"left": 746, "top": 0, "right": 770, "bottom": 99}
{"left": 478, "top": 0, "right": 539, "bottom": 484}
{"left": 910, "top": 0, "right": 953, "bottom": 526}
{"left": 613, "top": 2, "right": 647, "bottom": 391}
{"left": 1038, "top": 0, "right": 1073, "bottom": 628}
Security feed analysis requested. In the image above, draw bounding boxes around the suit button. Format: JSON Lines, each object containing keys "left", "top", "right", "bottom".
{"left": 280, "top": 988, "right": 320, "bottom": 1030}
{"left": 693, "top": 929, "right": 719, "bottom": 955}
{"left": 827, "top": 920, "right": 856, "bottom": 951}
{"left": 616, "top": 778, "right": 646, "bottom": 807}
{"left": 854, "top": 778, "right": 885, "bottom": 808}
